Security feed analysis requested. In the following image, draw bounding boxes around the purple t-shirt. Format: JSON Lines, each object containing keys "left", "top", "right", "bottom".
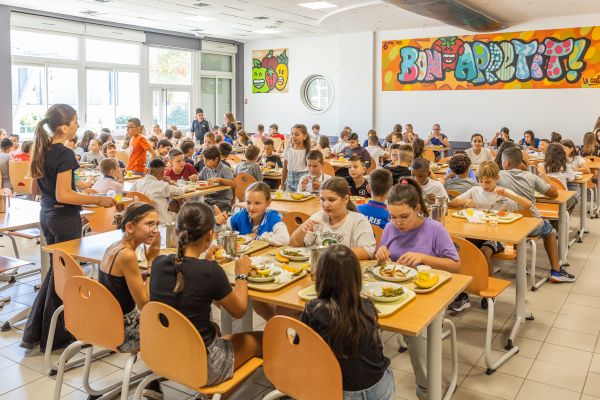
{"left": 380, "top": 218, "right": 459, "bottom": 262}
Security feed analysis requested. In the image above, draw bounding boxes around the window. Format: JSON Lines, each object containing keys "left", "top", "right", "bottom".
{"left": 200, "top": 77, "right": 232, "bottom": 127}
{"left": 86, "top": 38, "right": 140, "bottom": 65}
{"left": 116, "top": 72, "right": 140, "bottom": 132}
{"left": 11, "top": 30, "right": 78, "bottom": 60}
{"left": 302, "top": 75, "right": 334, "bottom": 112}
{"left": 149, "top": 47, "right": 192, "bottom": 85}
{"left": 201, "top": 53, "right": 232, "bottom": 72}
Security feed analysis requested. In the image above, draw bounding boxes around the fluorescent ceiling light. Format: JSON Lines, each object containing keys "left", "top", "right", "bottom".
{"left": 183, "top": 15, "right": 216, "bottom": 22}
{"left": 298, "top": 1, "right": 338, "bottom": 9}
{"left": 254, "top": 28, "right": 280, "bottom": 34}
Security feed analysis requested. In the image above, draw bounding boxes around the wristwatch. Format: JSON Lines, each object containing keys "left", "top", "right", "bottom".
{"left": 235, "top": 274, "right": 248, "bottom": 281}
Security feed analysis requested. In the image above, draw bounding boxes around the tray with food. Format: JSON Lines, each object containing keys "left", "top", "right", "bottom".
{"left": 272, "top": 191, "right": 316, "bottom": 202}
{"left": 453, "top": 209, "right": 523, "bottom": 224}
{"left": 372, "top": 263, "right": 417, "bottom": 282}
{"left": 430, "top": 163, "right": 448, "bottom": 171}
{"left": 222, "top": 255, "right": 307, "bottom": 292}
{"left": 213, "top": 240, "right": 270, "bottom": 262}
{"left": 404, "top": 269, "right": 451, "bottom": 294}
{"left": 278, "top": 247, "right": 310, "bottom": 261}
{"left": 350, "top": 196, "right": 368, "bottom": 205}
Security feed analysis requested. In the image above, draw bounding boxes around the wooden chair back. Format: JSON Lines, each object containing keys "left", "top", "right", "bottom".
{"left": 127, "top": 191, "right": 155, "bottom": 205}
{"left": 63, "top": 276, "right": 124, "bottom": 352}
{"left": 263, "top": 316, "right": 343, "bottom": 400}
{"left": 446, "top": 190, "right": 461, "bottom": 199}
{"left": 452, "top": 236, "right": 489, "bottom": 294}
{"left": 83, "top": 206, "right": 117, "bottom": 233}
{"left": 438, "top": 156, "right": 451, "bottom": 164}
{"left": 233, "top": 173, "right": 257, "bottom": 202}
{"left": 546, "top": 176, "right": 566, "bottom": 191}
{"left": 585, "top": 157, "right": 599, "bottom": 186}
{"left": 254, "top": 138, "right": 264, "bottom": 152}
{"left": 9, "top": 161, "right": 33, "bottom": 195}
{"left": 366, "top": 156, "right": 377, "bottom": 174}
{"left": 140, "top": 301, "right": 208, "bottom": 388}
{"left": 372, "top": 225, "right": 383, "bottom": 245}
{"left": 282, "top": 212, "right": 310, "bottom": 235}
{"left": 322, "top": 161, "right": 335, "bottom": 177}
{"left": 227, "top": 155, "right": 241, "bottom": 165}
{"left": 423, "top": 148, "right": 436, "bottom": 162}
{"left": 53, "top": 250, "right": 85, "bottom": 301}
{"left": 115, "top": 151, "right": 129, "bottom": 165}
{"left": 272, "top": 137, "right": 282, "bottom": 151}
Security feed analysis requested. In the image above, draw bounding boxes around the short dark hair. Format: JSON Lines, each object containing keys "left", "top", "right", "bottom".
{"left": 218, "top": 142, "right": 232, "bottom": 157}
{"left": 164, "top": 129, "right": 173, "bottom": 139}
{"left": 195, "top": 108, "right": 203, "bottom": 114}
{"left": 149, "top": 158, "right": 165, "bottom": 170}
{"left": 312, "top": 124, "right": 320, "bottom": 130}
{"left": 448, "top": 154, "right": 471, "bottom": 175}
{"left": 550, "top": 132, "right": 562, "bottom": 143}
{"left": 347, "top": 132, "right": 359, "bottom": 142}
{"left": 1, "top": 138, "right": 13, "bottom": 151}
{"left": 306, "top": 149, "right": 324, "bottom": 163}
{"left": 157, "top": 139, "right": 172, "bottom": 149}
{"left": 502, "top": 147, "right": 523, "bottom": 167}
{"left": 21, "top": 140, "right": 33, "bottom": 154}
{"left": 203, "top": 146, "right": 221, "bottom": 160}
{"left": 245, "top": 145, "right": 260, "bottom": 161}
{"left": 269, "top": 123, "right": 278, "bottom": 131}
{"left": 368, "top": 136, "right": 379, "bottom": 145}
{"left": 349, "top": 155, "right": 366, "bottom": 166}
{"left": 180, "top": 140, "right": 195, "bottom": 154}
{"left": 168, "top": 148, "right": 183, "bottom": 160}
{"left": 412, "top": 157, "right": 430, "bottom": 171}
{"left": 369, "top": 169, "right": 393, "bottom": 197}
{"left": 263, "top": 139, "right": 274, "bottom": 147}
{"left": 257, "top": 124, "right": 264, "bottom": 131}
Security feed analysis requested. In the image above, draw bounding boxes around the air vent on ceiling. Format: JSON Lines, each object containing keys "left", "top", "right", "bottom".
{"left": 193, "top": 2, "right": 210, "bottom": 6}
{"left": 80, "top": 10, "right": 102, "bottom": 16}
{"left": 253, "top": 16, "right": 268, "bottom": 20}
{"left": 93, "top": 0, "right": 113, "bottom": 3}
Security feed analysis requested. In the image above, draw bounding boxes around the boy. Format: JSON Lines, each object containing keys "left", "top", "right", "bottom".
{"left": 156, "top": 139, "right": 173, "bottom": 162}
{"left": 498, "top": 147, "right": 574, "bottom": 282}
{"left": 298, "top": 150, "right": 331, "bottom": 193}
{"left": 443, "top": 154, "right": 479, "bottom": 194}
{"left": 0, "top": 138, "right": 13, "bottom": 189}
{"left": 357, "top": 168, "right": 393, "bottom": 229}
{"left": 131, "top": 159, "right": 185, "bottom": 223}
{"left": 193, "top": 132, "right": 216, "bottom": 160}
{"left": 9, "top": 134, "right": 19, "bottom": 153}
{"left": 366, "top": 135, "right": 385, "bottom": 166}
{"left": 198, "top": 146, "right": 235, "bottom": 212}
{"left": 219, "top": 142, "right": 234, "bottom": 169}
{"left": 165, "top": 148, "right": 198, "bottom": 181}
{"left": 189, "top": 107, "right": 211, "bottom": 146}
{"left": 126, "top": 117, "right": 156, "bottom": 174}
{"left": 257, "top": 139, "right": 283, "bottom": 168}
{"left": 81, "top": 139, "right": 105, "bottom": 166}
{"left": 411, "top": 157, "right": 448, "bottom": 203}
{"left": 12, "top": 140, "right": 32, "bottom": 162}
{"left": 332, "top": 129, "right": 350, "bottom": 154}
{"left": 180, "top": 140, "right": 196, "bottom": 165}
{"left": 92, "top": 158, "right": 124, "bottom": 194}
{"left": 269, "top": 124, "right": 285, "bottom": 141}
{"left": 252, "top": 124, "right": 267, "bottom": 143}
{"left": 234, "top": 145, "right": 263, "bottom": 182}
{"left": 346, "top": 156, "right": 370, "bottom": 197}
{"left": 384, "top": 144, "right": 412, "bottom": 184}
{"left": 102, "top": 142, "right": 125, "bottom": 169}
{"left": 66, "top": 135, "right": 84, "bottom": 160}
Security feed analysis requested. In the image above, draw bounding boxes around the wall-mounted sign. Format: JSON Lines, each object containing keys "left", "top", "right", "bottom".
{"left": 252, "top": 48, "right": 289, "bottom": 93}
{"left": 382, "top": 26, "right": 600, "bottom": 90}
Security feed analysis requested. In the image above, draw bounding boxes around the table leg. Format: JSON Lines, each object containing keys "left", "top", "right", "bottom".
{"left": 506, "top": 239, "right": 531, "bottom": 349}
{"left": 558, "top": 202, "right": 568, "bottom": 266}
{"left": 579, "top": 182, "right": 586, "bottom": 243}
{"left": 427, "top": 313, "right": 443, "bottom": 400}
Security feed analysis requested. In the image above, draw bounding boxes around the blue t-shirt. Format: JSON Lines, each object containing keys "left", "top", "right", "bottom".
{"left": 229, "top": 208, "right": 282, "bottom": 236}
{"left": 191, "top": 119, "right": 211, "bottom": 143}
{"left": 519, "top": 137, "right": 540, "bottom": 148}
{"left": 430, "top": 134, "right": 448, "bottom": 147}
{"left": 357, "top": 200, "right": 389, "bottom": 229}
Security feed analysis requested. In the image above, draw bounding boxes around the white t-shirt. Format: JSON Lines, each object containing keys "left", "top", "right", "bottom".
{"left": 283, "top": 147, "right": 308, "bottom": 172}
{"left": 304, "top": 210, "right": 376, "bottom": 257}
{"left": 332, "top": 139, "right": 348, "bottom": 154}
{"left": 568, "top": 155, "right": 587, "bottom": 170}
{"left": 422, "top": 179, "right": 449, "bottom": 200}
{"left": 366, "top": 146, "right": 386, "bottom": 166}
{"left": 540, "top": 162, "right": 575, "bottom": 188}
{"left": 465, "top": 147, "right": 494, "bottom": 165}
{"left": 456, "top": 186, "right": 520, "bottom": 212}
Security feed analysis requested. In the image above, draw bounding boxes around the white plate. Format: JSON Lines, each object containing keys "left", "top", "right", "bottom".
{"left": 247, "top": 265, "right": 282, "bottom": 283}
{"left": 237, "top": 235, "right": 252, "bottom": 245}
{"left": 280, "top": 247, "right": 310, "bottom": 261}
{"left": 373, "top": 264, "right": 417, "bottom": 282}
{"left": 362, "top": 282, "right": 406, "bottom": 303}
{"left": 574, "top": 171, "right": 584, "bottom": 176}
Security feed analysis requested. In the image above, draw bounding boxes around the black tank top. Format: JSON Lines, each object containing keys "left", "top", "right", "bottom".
{"left": 98, "top": 247, "right": 136, "bottom": 314}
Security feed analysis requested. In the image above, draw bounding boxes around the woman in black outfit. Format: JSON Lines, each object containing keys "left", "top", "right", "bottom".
{"left": 21, "top": 104, "right": 115, "bottom": 350}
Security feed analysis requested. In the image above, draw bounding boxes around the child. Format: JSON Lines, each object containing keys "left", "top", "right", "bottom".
{"left": 403, "top": 124, "right": 417, "bottom": 144}
{"left": 166, "top": 148, "right": 198, "bottom": 181}
{"left": 491, "top": 127, "right": 511, "bottom": 149}
{"left": 317, "top": 135, "right": 331, "bottom": 159}
{"left": 252, "top": 124, "right": 266, "bottom": 144}
{"left": 12, "top": 140, "right": 32, "bottom": 162}
{"left": 465, "top": 133, "right": 494, "bottom": 165}
{"left": 282, "top": 124, "right": 310, "bottom": 192}
{"left": 66, "top": 135, "right": 84, "bottom": 160}
{"left": 149, "top": 202, "right": 262, "bottom": 395}
{"left": 214, "top": 182, "right": 289, "bottom": 246}
{"left": 366, "top": 135, "right": 385, "bottom": 166}
{"left": 580, "top": 132, "right": 600, "bottom": 157}
{"left": 78, "top": 130, "right": 95, "bottom": 152}
{"left": 172, "top": 129, "right": 183, "bottom": 147}
{"left": 384, "top": 144, "right": 412, "bottom": 184}
{"left": 180, "top": 140, "right": 196, "bottom": 165}
{"left": 148, "top": 135, "right": 158, "bottom": 150}
{"left": 126, "top": 118, "right": 156, "bottom": 174}
{"left": 339, "top": 133, "right": 372, "bottom": 174}
{"left": 234, "top": 130, "right": 252, "bottom": 148}
{"left": 269, "top": 124, "right": 285, "bottom": 142}
{"left": 412, "top": 138, "right": 425, "bottom": 159}
{"left": 99, "top": 132, "right": 112, "bottom": 145}
{"left": 156, "top": 139, "right": 173, "bottom": 161}
{"left": 234, "top": 145, "right": 263, "bottom": 182}
{"left": 0, "top": 139, "right": 13, "bottom": 189}
{"left": 220, "top": 126, "right": 233, "bottom": 144}
{"left": 131, "top": 159, "right": 185, "bottom": 223}
{"left": 289, "top": 177, "right": 376, "bottom": 260}
{"left": 375, "top": 178, "right": 459, "bottom": 400}
{"left": 562, "top": 140, "right": 590, "bottom": 174}
{"left": 92, "top": 158, "right": 124, "bottom": 194}
{"left": 498, "top": 147, "right": 575, "bottom": 282}
{"left": 332, "top": 129, "right": 350, "bottom": 154}
{"left": 81, "top": 138, "right": 105, "bottom": 166}
{"left": 102, "top": 142, "right": 125, "bottom": 169}
{"left": 539, "top": 139, "right": 550, "bottom": 154}
{"left": 411, "top": 157, "right": 448, "bottom": 203}
{"left": 346, "top": 156, "right": 370, "bottom": 197}
{"left": 357, "top": 168, "right": 393, "bottom": 229}
{"left": 9, "top": 134, "right": 20, "bottom": 154}
{"left": 198, "top": 146, "right": 235, "bottom": 212}
{"left": 257, "top": 139, "right": 283, "bottom": 168}
{"left": 164, "top": 129, "right": 173, "bottom": 143}
{"left": 362, "top": 129, "right": 378, "bottom": 147}
{"left": 298, "top": 150, "right": 331, "bottom": 193}
{"left": 301, "top": 245, "right": 394, "bottom": 398}
{"left": 551, "top": 132, "right": 563, "bottom": 143}
{"left": 218, "top": 142, "right": 234, "bottom": 169}
{"left": 538, "top": 143, "right": 575, "bottom": 189}
{"left": 520, "top": 130, "right": 540, "bottom": 150}
{"left": 443, "top": 154, "right": 479, "bottom": 194}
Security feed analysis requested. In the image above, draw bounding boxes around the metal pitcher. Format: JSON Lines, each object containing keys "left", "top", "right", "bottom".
{"left": 165, "top": 222, "right": 177, "bottom": 248}
{"left": 222, "top": 230, "right": 238, "bottom": 258}
{"left": 431, "top": 204, "right": 445, "bottom": 226}
{"left": 309, "top": 245, "right": 328, "bottom": 279}
{"left": 435, "top": 195, "right": 449, "bottom": 216}
{"left": 0, "top": 193, "right": 10, "bottom": 213}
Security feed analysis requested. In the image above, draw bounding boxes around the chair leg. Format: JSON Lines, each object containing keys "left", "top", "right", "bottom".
{"left": 528, "top": 240, "right": 548, "bottom": 291}
{"left": 484, "top": 298, "right": 519, "bottom": 375}
{"left": 44, "top": 306, "right": 63, "bottom": 374}
{"left": 133, "top": 373, "right": 159, "bottom": 400}
{"left": 442, "top": 319, "right": 458, "bottom": 400}
{"left": 120, "top": 353, "right": 137, "bottom": 400}
{"left": 53, "top": 340, "right": 85, "bottom": 400}
{"left": 262, "top": 389, "right": 286, "bottom": 400}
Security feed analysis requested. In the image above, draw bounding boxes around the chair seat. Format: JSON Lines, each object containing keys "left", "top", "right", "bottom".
{"left": 479, "top": 277, "right": 511, "bottom": 298}
{"left": 8, "top": 228, "right": 41, "bottom": 239}
{"left": 492, "top": 249, "right": 516, "bottom": 261}
{"left": 0, "top": 256, "right": 33, "bottom": 273}
{"left": 197, "top": 357, "right": 263, "bottom": 395}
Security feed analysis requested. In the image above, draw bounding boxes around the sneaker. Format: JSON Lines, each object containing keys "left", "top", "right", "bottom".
{"left": 142, "top": 380, "right": 164, "bottom": 400}
{"left": 550, "top": 268, "right": 575, "bottom": 283}
{"left": 449, "top": 292, "right": 470, "bottom": 312}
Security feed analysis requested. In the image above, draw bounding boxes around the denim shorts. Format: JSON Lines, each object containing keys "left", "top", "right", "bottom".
{"left": 529, "top": 218, "right": 554, "bottom": 238}
{"left": 343, "top": 367, "right": 395, "bottom": 400}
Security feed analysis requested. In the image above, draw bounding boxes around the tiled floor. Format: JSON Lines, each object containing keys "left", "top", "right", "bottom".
{"left": 1, "top": 210, "right": 600, "bottom": 399}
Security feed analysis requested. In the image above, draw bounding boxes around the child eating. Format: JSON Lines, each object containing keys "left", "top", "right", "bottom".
{"left": 298, "top": 150, "right": 332, "bottom": 193}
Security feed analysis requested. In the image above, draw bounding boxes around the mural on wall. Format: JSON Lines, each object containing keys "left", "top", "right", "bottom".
{"left": 252, "top": 49, "right": 289, "bottom": 93}
{"left": 382, "top": 26, "right": 600, "bottom": 91}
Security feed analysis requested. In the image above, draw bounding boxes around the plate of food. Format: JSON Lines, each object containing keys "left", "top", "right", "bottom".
{"left": 247, "top": 264, "right": 282, "bottom": 283}
{"left": 373, "top": 264, "right": 417, "bottom": 282}
{"left": 237, "top": 235, "right": 252, "bottom": 245}
{"left": 280, "top": 247, "right": 310, "bottom": 261}
{"left": 362, "top": 282, "right": 405, "bottom": 303}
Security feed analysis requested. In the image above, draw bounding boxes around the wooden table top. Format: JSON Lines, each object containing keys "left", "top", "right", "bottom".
{"left": 43, "top": 230, "right": 123, "bottom": 263}
{"left": 535, "top": 190, "right": 576, "bottom": 204}
{"left": 269, "top": 197, "right": 320, "bottom": 215}
{"left": 172, "top": 185, "right": 231, "bottom": 200}
{"left": 570, "top": 173, "right": 594, "bottom": 184}
{"left": 444, "top": 211, "right": 541, "bottom": 244}
{"left": 0, "top": 198, "right": 42, "bottom": 231}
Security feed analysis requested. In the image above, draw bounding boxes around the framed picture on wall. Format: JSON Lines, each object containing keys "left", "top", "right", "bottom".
{"left": 252, "top": 48, "right": 289, "bottom": 93}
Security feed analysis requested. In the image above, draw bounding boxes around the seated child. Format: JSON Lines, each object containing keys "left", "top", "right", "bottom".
{"left": 366, "top": 135, "right": 386, "bottom": 166}
{"left": 338, "top": 133, "right": 372, "bottom": 173}
{"left": 198, "top": 146, "right": 235, "bottom": 212}
{"left": 357, "top": 168, "right": 393, "bottom": 229}
{"left": 443, "top": 154, "right": 479, "bottom": 194}
{"left": 537, "top": 143, "right": 575, "bottom": 189}
{"left": 81, "top": 138, "right": 105, "bottom": 166}
{"left": 539, "top": 139, "right": 550, "bottom": 154}
{"left": 317, "top": 135, "right": 332, "bottom": 159}
{"left": 156, "top": 139, "right": 173, "bottom": 162}
{"left": 165, "top": 148, "right": 198, "bottom": 181}
{"left": 411, "top": 157, "right": 448, "bottom": 204}
{"left": 219, "top": 142, "right": 233, "bottom": 169}
{"left": 363, "top": 129, "right": 378, "bottom": 147}
{"left": 298, "top": 150, "right": 331, "bottom": 193}
{"left": 234, "top": 145, "right": 263, "bottom": 181}
{"left": 12, "top": 140, "right": 32, "bottom": 162}
{"left": 102, "top": 142, "right": 125, "bottom": 169}
{"left": 383, "top": 144, "right": 412, "bottom": 184}
{"left": 257, "top": 139, "right": 283, "bottom": 168}
{"left": 130, "top": 159, "right": 185, "bottom": 223}
{"left": 345, "top": 156, "right": 370, "bottom": 197}
{"left": 465, "top": 133, "right": 494, "bottom": 165}
{"left": 92, "top": 158, "right": 124, "bottom": 194}
{"left": 332, "top": 129, "right": 350, "bottom": 154}
{"left": 180, "top": 140, "right": 196, "bottom": 165}
{"left": 66, "top": 135, "right": 84, "bottom": 160}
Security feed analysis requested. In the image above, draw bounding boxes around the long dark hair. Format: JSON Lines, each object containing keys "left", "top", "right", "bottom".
{"left": 292, "top": 123, "right": 311, "bottom": 155}
{"left": 523, "top": 130, "right": 536, "bottom": 145}
{"left": 544, "top": 143, "right": 568, "bottom": 174}
{"left": 561, "top": 139, "right": 579, "bottom": 159}
{"left": 321, "top": 177, "right": 357, "bottom": 212}
{"left": 412, "top": 138, "right": 425, "bottom": 159}
{"left": 31, "top": 104, "right": 77, "bottom": 179}
{"left": 494, "top": 140, "right": 517, "bottom": 169}
{"left": 173, "top": 202, "right": 215, "bottom": 294}
{"left": 388, "top": 177, "right": 429, "bottom": 217}
{"left": 78, "top": 130, "right": 96, "bottom": 151}
{"left": 314, "top": 244, "right": 378, "bottom": 358}
{"left": 581, "top": 132, "right": 596, "bottom": 156}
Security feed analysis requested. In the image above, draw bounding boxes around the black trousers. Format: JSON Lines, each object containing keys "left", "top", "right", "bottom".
{"left": 22, "top": 206, "right": 82, "bottom": 351}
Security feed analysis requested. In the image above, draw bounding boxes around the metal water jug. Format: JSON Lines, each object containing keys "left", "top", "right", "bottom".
{"left": 165, "top": 222, "right": 177, "bottom": 248}
{"left": 435, "top": 195, "right": 449, "bottom": 216}
{"left": 431, "top": 204, "right": 445, "bottom": 226}
{"left": 222, "top": 230, "right": 238, "bottom": 258}
{"left": 0, "top": 193, "right": 10, "bottom": 213}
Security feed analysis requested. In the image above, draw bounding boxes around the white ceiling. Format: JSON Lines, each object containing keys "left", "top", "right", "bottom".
{"left": 0, "top": 0, "right": 599, "bottom": 42}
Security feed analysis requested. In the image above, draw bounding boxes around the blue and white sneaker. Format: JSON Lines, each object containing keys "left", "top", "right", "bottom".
{"left": 550, "top": 268, "right": 575, "bottom": 283}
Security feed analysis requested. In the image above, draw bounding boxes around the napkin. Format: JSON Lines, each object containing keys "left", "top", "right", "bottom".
{"left": 465, "top": 209, "right": 486, "bottom": 224}
{"left": 274, "top": 270, "right": 293, "bottom": 283}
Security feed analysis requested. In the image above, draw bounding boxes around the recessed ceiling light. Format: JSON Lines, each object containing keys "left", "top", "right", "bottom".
{"left": 183, "top": 15, "right": 216, "bottom": 22}
{"left": 298, "top": 1, "right": 338, "bottom": 10}
{"left": 254, "top": 28, "right": 280, "bottom": 34}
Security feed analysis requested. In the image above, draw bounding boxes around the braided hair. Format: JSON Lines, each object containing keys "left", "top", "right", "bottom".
{"left": 173, "top": 202, "right": 215, "bottom": 294}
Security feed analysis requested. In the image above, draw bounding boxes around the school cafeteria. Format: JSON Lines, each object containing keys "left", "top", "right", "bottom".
{"left": 0, "top": 1, "right": 600, "bottom": 399}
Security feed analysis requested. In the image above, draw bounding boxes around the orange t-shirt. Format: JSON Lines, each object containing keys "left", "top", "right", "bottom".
{"left": 126, "top": 135, "right": 151, "bottom": 172}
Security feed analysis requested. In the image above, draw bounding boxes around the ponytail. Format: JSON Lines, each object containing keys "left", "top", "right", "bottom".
{"left": 173, "top": 231, "right": 188, "bottom": 294}
{"left": 388, "top": 178, "right": 429, "bottom": 217}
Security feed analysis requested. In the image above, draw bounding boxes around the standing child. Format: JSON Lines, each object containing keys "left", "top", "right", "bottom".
{"left": 165, "top": 148, "right": 198, "bottom": 181}
{"left": 198, "top": 146, "right": 235, "bottom": 212}
{"left": 298, "top": 150, "right": 331, "bottom": 193}
{"left": 465, "top": 133, "right": 494, "bottom": 165}
{"left": 126, "top": 118, "right": 156, "bottom": 175}
{"left": 234, "top": 145, "right": 263, "bottom": 182}
{"left": 346, "top": 156, "right": 370, "bottom": 197}
{"left": 411, "top": 158, "right": 448, "bottom": 203}
{"left": 0, "top": 139, "right": 12, "bottom": 189}
{"left": 92, "top": 158, "right": 124, "bottom": 194}
{"left": 80, "top": 138, "right": 105, "bottom": 166}
{"left": 282, "top": 124, "right": 310, "bottom": 192}
{"left": 357, "top": 168, "right": 393, "bottom": 229}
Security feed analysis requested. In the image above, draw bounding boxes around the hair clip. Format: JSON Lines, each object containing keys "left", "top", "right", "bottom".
{"left": 400, "top": 179, "right": 409, "bottom": 185}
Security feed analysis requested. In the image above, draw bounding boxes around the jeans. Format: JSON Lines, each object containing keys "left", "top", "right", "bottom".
{"left": 343, "top": 367, "right": 395, "bottom": 400}
{"left": 529, "top": 218, "right": 554, "bottom": 238}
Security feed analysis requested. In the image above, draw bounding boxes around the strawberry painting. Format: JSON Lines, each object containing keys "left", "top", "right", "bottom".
{"left": 252, "top": 48, "right": 289, "bottom": 93}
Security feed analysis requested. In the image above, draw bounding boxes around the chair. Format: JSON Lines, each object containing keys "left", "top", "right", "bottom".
{"left": 322, "top": 161, "right": 335, "bottom": 177}
{"left": 282, "top": 212, "right": 310, "bottom": 235}
{"left": 452, "top": 236, "right": 515, "bottom": 375}
{"left": 0, "top": 256, "right": 35, "bottom": 307}
{"left": 585, "top": 157, "right": 598, "bottom": 217}
{"left": 423, "top": 148, "right": 436, "bottom": 162}
{"left": 115, "top": 151, "right": 129, "bottom": 165}
{"left": 54, "top": 276, "right": 150, "bottom": 399}
{"left": 126, "top": 191, "right": 155, "bottom": 205}
{"left": 546, "top": 176, "right": 567, "bottom": 191}
{"left": 82, "top": 206, "right": 117, "bottom": 234}
{"left": 372, "top": 225, "right": 383, "bottom": 245}
{"left": 262, "top": 316, "right": 343, "bottom": 400}
{"left": 272, "top": 137, "right": 283, "bottom": 152}
{"left": 133, "top": 301, "right": 263, "bottom": 400}
{"left": 446, "top": 190, "right": 461, "bottom": 200}
{"left": 233, "top": 173, "right": 257, "bottom": 203}
{"left": 9, "top": 161, "right": 32, "bottom": 196}
{"left": 366, "top": 156, "right": 377, "bottom": 174}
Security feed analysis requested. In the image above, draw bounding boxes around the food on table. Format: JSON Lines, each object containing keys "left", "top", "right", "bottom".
{"left": 380, "top": 265, "right": 408, "bottom": 278}
{"left": 497, "top": 210, "right": 508, "bottom": 217}
{"left": 273, "top": 191, "right": 283, "bottom": 199}
{"left": 248, "top": 265, "right": 279, "bottom": 278}
{"left": 282, "top": 249, "right": 304, "bottom": 257}
{"left": 465, "top": 208, "right": 475, "bottom": 217}
{"left": 198, "top": 181, "right": 208, "bottom": 187}
{"left": 413, "top": 273, "right": 440, "bottom": 289}
{"left": 290, "top": 193, "right": 304, "bottom": 200}
{"left": 281, "top": 263, "right": 302, "bottom": 275}
{"left": 275, "top": 253, "right": 290, "bottom": 263}
{"left": 381, "top": 286, "right": 404, "bottom": 297}
{"left": 350, "top": 196, "right": 367, "bottom": 205}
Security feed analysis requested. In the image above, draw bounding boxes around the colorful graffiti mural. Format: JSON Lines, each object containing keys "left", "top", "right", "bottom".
{"left": 252, "top": 48, "right": 289, "bottom": 93}
{"left": 382, "top": 26, "right": 600, "bottom": 91}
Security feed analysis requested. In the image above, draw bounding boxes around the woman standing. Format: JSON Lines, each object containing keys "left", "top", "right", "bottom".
{"left": 223, "top": 112, "right": 237, "bottom": 141}
{"left": 21, "top": 104, "right": 115, "bottom": 351}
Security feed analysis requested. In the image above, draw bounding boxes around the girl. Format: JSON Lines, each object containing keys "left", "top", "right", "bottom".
{"left": 580, "top": 131, "right": 600, "bottom": 157}
{"left": 562, "top": 139, "right": 590, "bottom": 174}
{"left": 551, "top": 132, "right": 563, "bottom": 143}
{"left": 234, "top": 130, "right": 252, "bottom": 148}
{"left": 318, "top": 135, "right": 332, "bottom": 159}
{"left": 332, "top": 129, "right": 350, "bottom": 154}
{"left": 22, "top": 104, "right": 114, "bottom": 351}
{"left": 282, "top": 124, "right": 310, "bottom": 192}
{"left": 214, "top": 182, "right": 289, "bottom": 246}
{"left": 465, "top": 133, "right": 494, "bottom": 165}
{"left": 81, "top": 138, "right": 106, "bottom": 165}
{"left": 289, "top": 177, "right": 376, "bottom": 260}
{"left": 412, "top": 138, "right": 425, "bottom": 160}
{"left": 519, "top": 130, "right": 540, "bottom": 150}
{"left": 172, "top": 129, "right": 183, "bottom": 147}
{"left": 224, "top": 112, "right": 237, "bottom": 140}
{"left": 301, "top": 245, "right": 394, "bottom": 399}
{"left": 150, "top": 202, "right": 262, "bottom": 389}
{"left": 152, "top": 123, "right": 163, "bottom": 139}
{"left": 403, "top": 123, "right": 417, "bottom": 144}
{"left": 491, "top": 127, "right": 511, "bottom": 149}
{"left": 78, "top": 130, "right": 96, "bottom": 153}
{"left": 538, "top": 143, "right": 575, "bottom": 189}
